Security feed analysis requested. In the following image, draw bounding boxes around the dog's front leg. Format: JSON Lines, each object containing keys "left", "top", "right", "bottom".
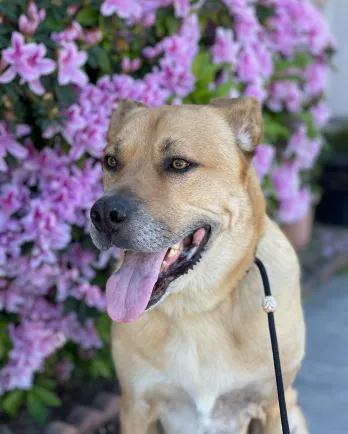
{"left": 264, "top": 387, "right": 308, "bottom": 434}
{"left": 120, "top": 395, "right": 154, "bottom": 434}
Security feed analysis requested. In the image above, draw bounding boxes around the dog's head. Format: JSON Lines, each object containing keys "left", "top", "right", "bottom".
{"left": 90, "top": 97, "right": 265, "bottom": 322}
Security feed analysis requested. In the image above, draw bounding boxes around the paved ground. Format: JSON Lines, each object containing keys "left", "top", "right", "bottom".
{"left": 295, "top": 273, "right": 348, "bottom": 434}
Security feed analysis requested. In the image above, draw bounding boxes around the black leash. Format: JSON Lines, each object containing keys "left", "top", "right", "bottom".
{"left": 254, "top": 257, "right": 290, "bottom": 434}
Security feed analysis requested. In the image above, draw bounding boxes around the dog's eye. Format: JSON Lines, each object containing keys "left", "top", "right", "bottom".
{"left": 171, "top": 159, "right": 191, "bottom": 170}
{"left": 104, "top": 155, "right": 118, "bottom": 171}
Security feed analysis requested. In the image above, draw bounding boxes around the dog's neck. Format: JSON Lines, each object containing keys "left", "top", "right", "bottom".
{"left": 158, "top": 169, "right": 266, "bottom": 317}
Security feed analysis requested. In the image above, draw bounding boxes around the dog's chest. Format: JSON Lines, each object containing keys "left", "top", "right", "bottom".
{"left": 154, "top": 326, "right": 265, "bottom": 433}
{"left": 158, "top": 386, "right": 263, "bottom": 434}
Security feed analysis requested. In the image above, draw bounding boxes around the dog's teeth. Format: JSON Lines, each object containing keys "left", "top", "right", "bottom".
{"left": 161, "top": 260, "right": 168, "bottom": 271}
{"left": 167, "top": 248, "right": 178, "bottom": 258}
{"left": 168, "top": 242, "right": 181, "bottom": 256}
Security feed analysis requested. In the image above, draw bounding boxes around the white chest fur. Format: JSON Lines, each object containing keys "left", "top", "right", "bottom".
{"left": 141, "top": 323, "right": 267, "bottom": 434}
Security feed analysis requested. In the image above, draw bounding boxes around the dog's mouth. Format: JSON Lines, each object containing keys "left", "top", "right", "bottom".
{"left": 105, "top": 226, "right": 211, "bottom": 323}
{"left": 147, "top": 225, "right": 211, "bottom": 309}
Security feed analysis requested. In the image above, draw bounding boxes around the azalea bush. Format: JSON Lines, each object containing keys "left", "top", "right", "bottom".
{"left": 0, "top": 0, "right": 334, "bottom": 422}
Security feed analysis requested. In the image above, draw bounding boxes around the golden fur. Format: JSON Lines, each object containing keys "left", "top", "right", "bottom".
{"left": 101, "top": 98, "right": 307, "bottom": 433}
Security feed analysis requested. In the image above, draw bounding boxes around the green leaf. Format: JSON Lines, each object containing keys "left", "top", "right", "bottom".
{"left": 77, "top": 7, "right": 99, "bottom": 26}
{"left": 192, "top": 52, "right": 209, "bottom": 77}
{"left": 163, "top": 15, "right": 179, "bottom": 36}
{"left": 90, "top": 358, "right": 113, "bottom": 378}
{"left": 21, "top": 241, "right": 34, "bottom": 256}
{"left": 273, "top": 74, "right": 303, "bottom": 83}
{"left": 293, "top": 52, "right": 312, "bottom": 69}
{"left": 255, "top": 5, "right": 276, "bottom": 21}
{"left": 87, "top": 46, "right": 99, "bottom": 69}
{"left": 27, "top": 392, "right": 49, "bottom": 425}
{"left": 54, "top": 83, "right": 76, "bottom": 107}
{"left": 263, "top": 115, "right": 290, "bottom": 142}
{"left": 95, "top": 313, "right": 111, "bottom": 343}
{"left": 275, "top": 52, "right": 311, "bottom": 73}
{"left": 77, "top": 302, "right": 87, "bottom": 324}
{"left": 63, "top": 297, "right": 79, "bottom": 315}
{"left": 91, "top": 271, "right": 108, "bottom": 287}
{"left": 37, "top": 378, "right": 57, "bottom": 390}
{"left": 0, "top": 326, "right": 11, "bottom": 360}
{"left": 98, "top": 50, "right": 112, "bottom": 74}
{"left": 192, "top": 52, "right": 218, "bottom": 83}
{"left": 186, "top": 85, "right": 212, "bottom": 104}
{"left": 2, "top": 390, "right": 25, "bottom": 417}
{"left": 297, "top": 112, "right": 316, "bottom": 138}
{"left": 9, "top": 0, "right": 26, "bottom": 5}
{"left": 213, "top": 80, "right": 233, "bottom": 98}
{"left": 32, "top": 386, "right": 62, "bottom": 407}
{"left": 0, "top": 4, "right": 18, "bottom": 22}
{"left": 44, "top": 16, "right": 66, "bottom": 32}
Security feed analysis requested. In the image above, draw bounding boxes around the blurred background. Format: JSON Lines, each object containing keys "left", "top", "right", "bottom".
{"left": 0, "top": 0, "right": 347, "bottom": 433}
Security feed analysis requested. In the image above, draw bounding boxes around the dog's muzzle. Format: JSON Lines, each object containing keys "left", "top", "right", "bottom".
{"left": 89, "top": 194, "right": 175, "bottom": 252}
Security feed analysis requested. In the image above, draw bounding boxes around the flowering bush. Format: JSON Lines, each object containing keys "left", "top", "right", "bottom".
{"left": 0, "top": 0, "right": 334, "bottom": 422}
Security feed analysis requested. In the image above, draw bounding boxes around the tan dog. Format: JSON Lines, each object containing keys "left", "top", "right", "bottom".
{"left": 90, "top": 97, "right": 307, "bottom": 434}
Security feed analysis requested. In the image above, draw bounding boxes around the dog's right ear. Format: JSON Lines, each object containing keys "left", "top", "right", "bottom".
{"left": 107, "top": 99, "right": 147, "bottom": 141}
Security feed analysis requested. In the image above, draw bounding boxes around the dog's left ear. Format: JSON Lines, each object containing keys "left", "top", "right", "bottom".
{"left": 209, "top": 97, "right": 263, "bottom": 157}
{"left": 107, "top": 99, "right": 148, "bottom": 142}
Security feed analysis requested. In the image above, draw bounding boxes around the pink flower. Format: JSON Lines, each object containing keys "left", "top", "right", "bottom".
{"left": 143, "top": 12, "right": 156, "bottom": 27}
{"left": 211, "top": 28, "right": 240, "bottom": 65}
{"left": 253, "top": 144, "right": 275, "bottom": 182}
{"left": 0, "top": 32, "right": 55, "bottom": 91}
{"left": 271, "top": 163, "right": 300, "bottom": 200}
{"left": 62, "top": 104, "right": 87, "bottom": 144}
{"left": 237, "top": 45, "right": 261, "bottom": 83}
{"left": 21, "top": 200, "right": 72, "bottom": 260}
{"left": 139, "top": 73, "right": 170, "bottom": 106}
{"left": 0, "top": 122, "right": 30, "bottom": 172}
{"left": 159, "top": 58, "right": 195, "bottom": 97}
{"left": 277, "top": 188, "right": 311, "bottom": 224}
{"left": 234, "top": 7, "right": 260, "bottom": 43}
{"left": 173, "top": 0, "right": 190, "bottom": 17}
{"left": 221, "top": 0, "right": 248, "bottom": 15}
{"left": 61, "top": 314, "right": 103, "bottom": 350}
{"left": 52, "top": 21, "right": 83, "bottom": 43}
{"left": 19, "top": 2, "right": 46, "bottom": 36}
{"left": 84, "top": 29, "right": 103, "bottom": 46}
{"left": 58, "top": 42, "right": 88, "bottom": 87}
{"left": 100, "top": 0, "right": 142, "bottom": 19}
{"left": 268, "top": 81, "right": 303, "bottom": 113}
{"left": 285, "top": 125, "right": 322, "bottom": 170}
{"left": 121, "top": 57, "right": 142, "bottom": 73}
{"left": 0, "top": 322, "right": 66, "bottom": 393}
{"left": 310, "top": 101, "right": 331, "bottom": 127}
{"left": 267, "top": 1, "right": 333, "bottom": 57}
{"left": 304, "top": 62, "right": 329, "bottom": 97}
{"left": 253, "top": 42, "right": 273, "bottom": 79}
{"left": 243, "top": 79, "right": 267, "bottom": 103}
{"left": 73, "top": 283, "right": 106, "bottom": 311}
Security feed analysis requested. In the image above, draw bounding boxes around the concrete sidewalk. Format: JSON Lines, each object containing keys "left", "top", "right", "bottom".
{"left": 295, "top": 274, "right": 348, "bottom": 434}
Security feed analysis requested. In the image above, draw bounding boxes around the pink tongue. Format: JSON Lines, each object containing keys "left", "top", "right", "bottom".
{"left": 106, "top": 250, "right": 167, "bottom": 323}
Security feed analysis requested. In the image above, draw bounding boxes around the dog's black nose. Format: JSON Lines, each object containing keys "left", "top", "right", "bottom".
{"left": 90, "top": 196, "right": 130, "bottom": 233}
